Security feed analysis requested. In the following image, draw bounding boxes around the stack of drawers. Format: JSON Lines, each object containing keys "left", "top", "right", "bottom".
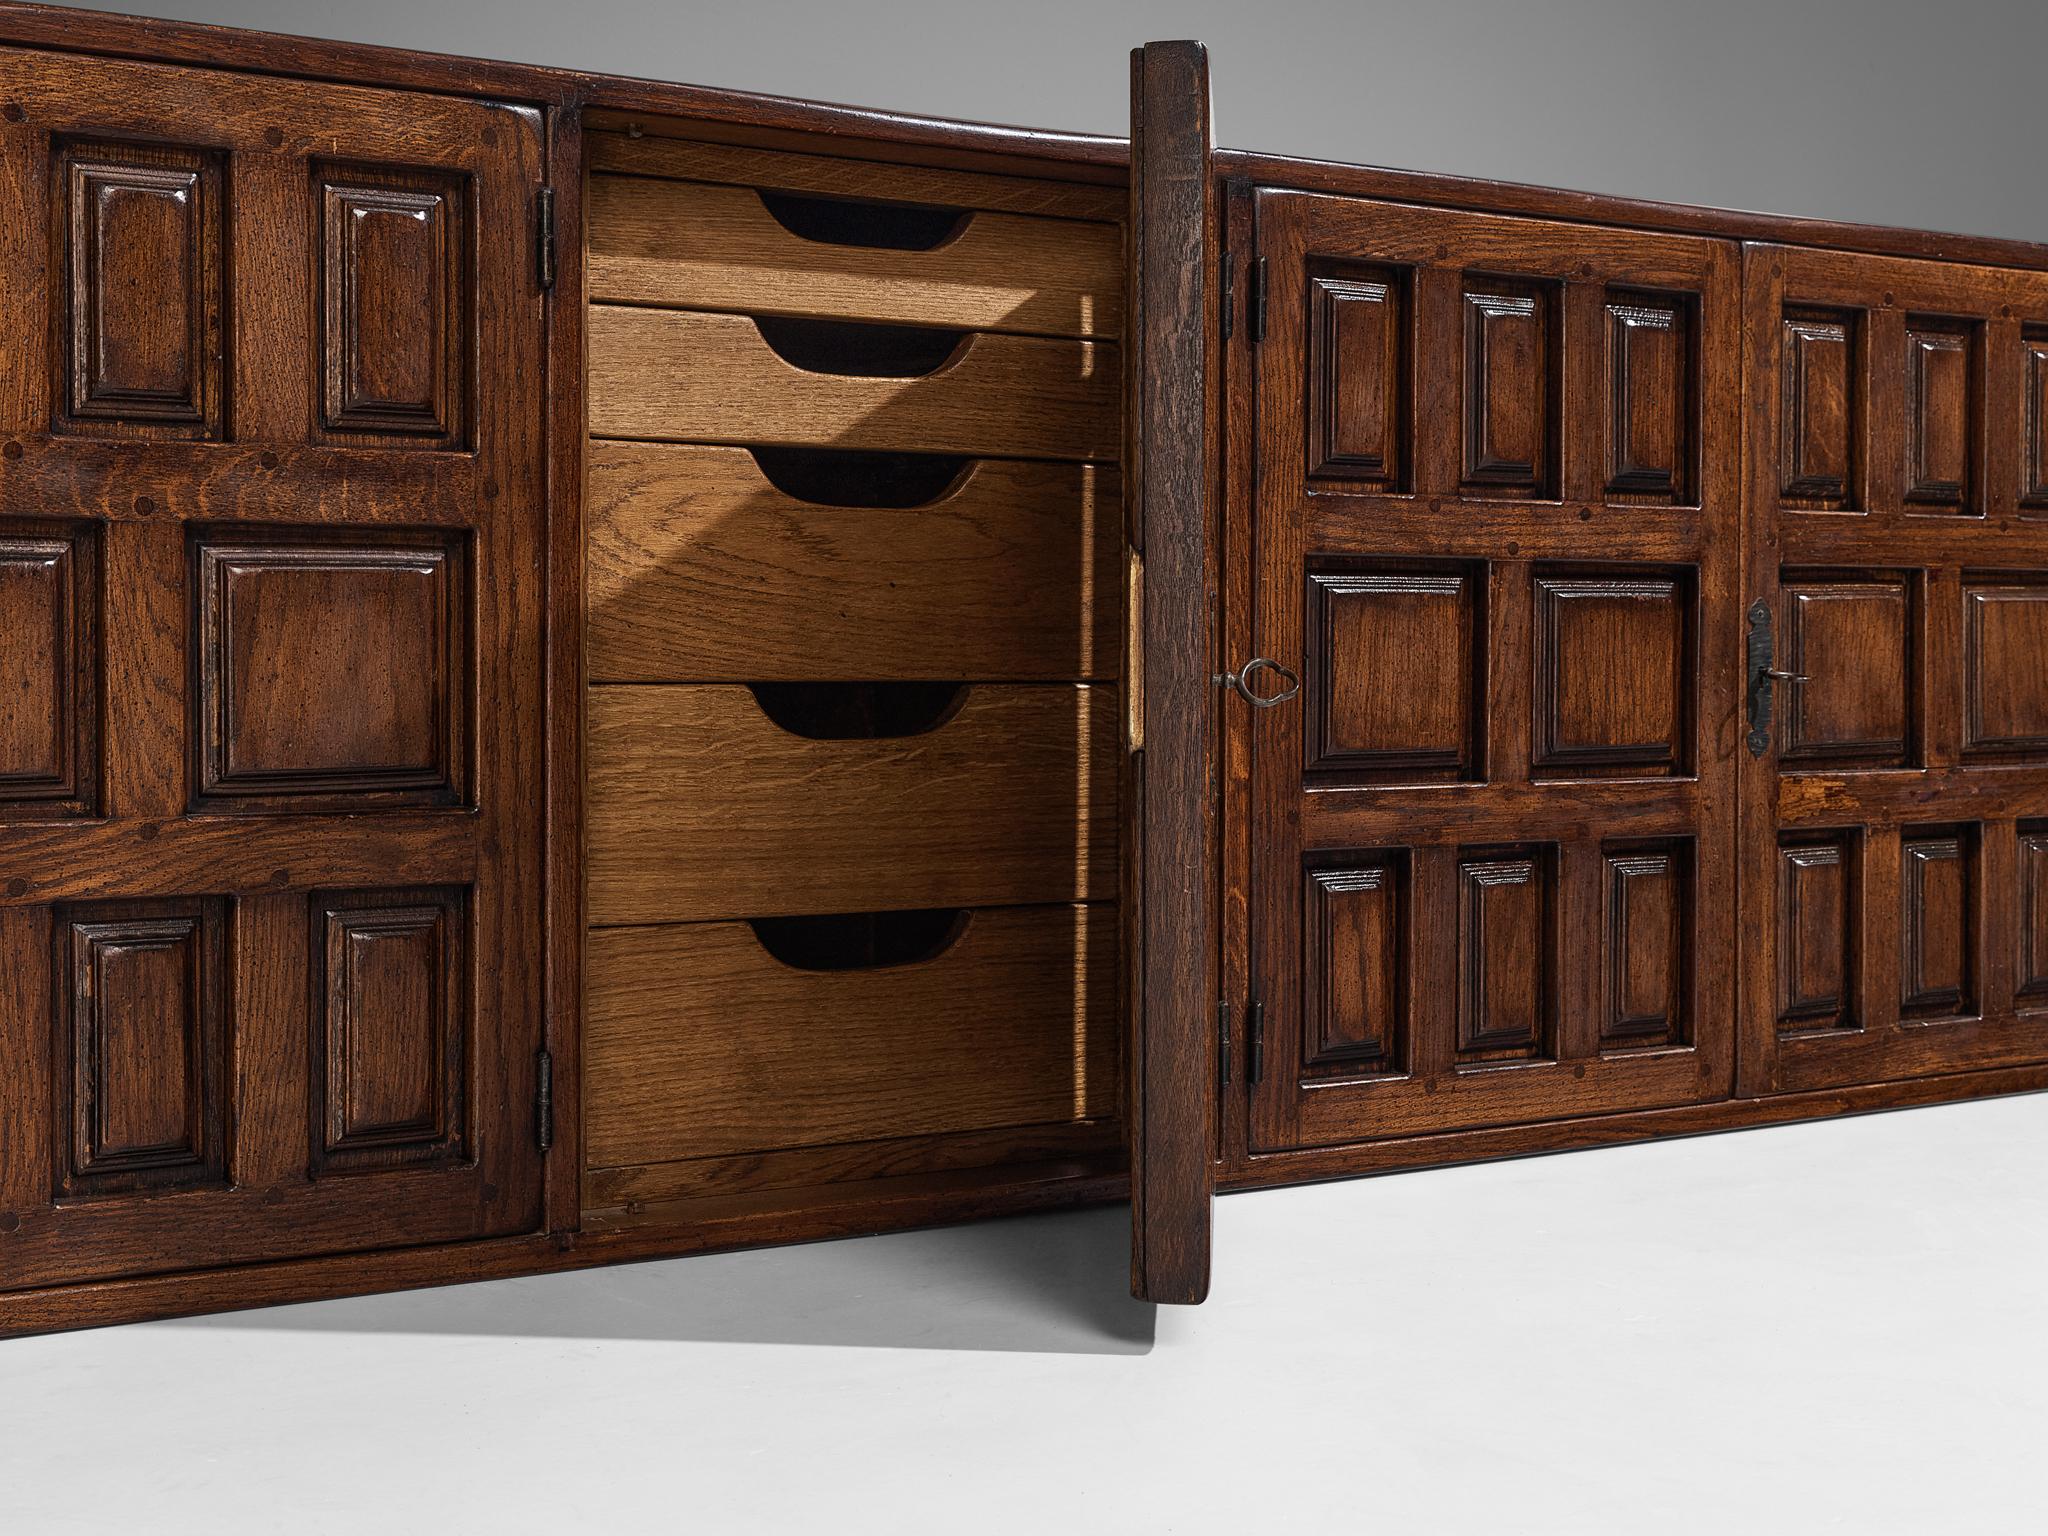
{"left": 579, "top": 131, "right": 1128, "bottom": 1223}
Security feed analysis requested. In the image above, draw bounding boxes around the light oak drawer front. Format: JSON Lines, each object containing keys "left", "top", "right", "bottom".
{"left": 588, "top": 175, "right": 1122, "bottom": 339}
{"left": 586, "top": 308, "right": 1120, "bottom": 462}
{"left": 583, "top": 904, "right": 1119, "bottom": 1168}
{"left": 586, "top": 684, "right": 1119, "bottom": 923}
{"left": 586, "top": 129, "right": 1127, "bottom": 223}
{"left": 586, "top": 442, "right": 1121, "bottom": 682}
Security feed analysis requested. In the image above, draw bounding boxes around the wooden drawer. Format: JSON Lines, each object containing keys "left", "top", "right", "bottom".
{"left": 587, "top": 442, "right": 1121, "bottom": 682}
{"left": 586, "top": 308, "right": 1120, "bottom": 461}
{"left": 582, "top": 904, "right": 1119, "bottom": 1171}
{"left": 586, "top": 683, "right": 1119, "bottom": 923}
{"left": 587, "top": 175, "right": 1122, "bottom": 339}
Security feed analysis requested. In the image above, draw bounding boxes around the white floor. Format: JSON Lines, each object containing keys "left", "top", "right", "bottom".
{"left": 4, "top": 1094, "right": 2044, "bottom": 1535}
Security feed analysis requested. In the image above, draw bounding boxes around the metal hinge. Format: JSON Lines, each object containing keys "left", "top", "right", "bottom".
{"left": 535, "top": 1048, "right": 555, "bottom": 1152}
{"left": 1220, "top": 251, "right": 1235, "bottom": 341}
{"left": 535, "top": 186, "right": 557, "bottom": 292}
{"left": 1217, "top": 997, "right": 1232, "bottom": 1087}
{"left": 1247, "top": 997, "right": 1265, "bottom": 1086}
{"left": 1248, "top": 256, "right": 1268, "bottom": 343}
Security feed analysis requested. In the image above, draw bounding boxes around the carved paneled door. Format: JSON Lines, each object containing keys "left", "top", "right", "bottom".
{"left": 1245, "top": 191, "right": 1741, "bottom": 1150}
{"left": 1736, "top": 246, "right": 2048, "bottom": 1093}
{"left": 0, "top": 47, "right": 547, "bottom": 1291}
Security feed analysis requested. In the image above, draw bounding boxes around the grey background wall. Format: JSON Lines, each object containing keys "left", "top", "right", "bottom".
{"left": 44, "top": 0, "right": 2048, "bottom": 241}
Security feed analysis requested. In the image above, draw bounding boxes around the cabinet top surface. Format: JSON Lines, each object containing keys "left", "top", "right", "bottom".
{"left": 4, "top": 0, "right": 2047, "bottom": 271}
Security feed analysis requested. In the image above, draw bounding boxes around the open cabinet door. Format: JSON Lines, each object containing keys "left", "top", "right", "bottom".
{"left": 1126, "top": 40, "right": 1219, "bottom": 1303}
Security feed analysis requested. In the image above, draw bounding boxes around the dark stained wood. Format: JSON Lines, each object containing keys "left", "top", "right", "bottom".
{"left": 1125, "top": 40, "right": 1216, "bottom": 1305}
{"left": 542, "top": 102, "right": 588, "bottom": 1240}
{"left": 1245, "top": 189, "right": 1742, "bottom": 1155}
{"left": 1737, "top": 243, "right": 2048, "bottom": 1096}
{"left": 0, "top": 41, "right": 549, "bottom": 1298}
{"left": 317, "top": 165, "right": 467, "bottom": 445}
{"left": 0, "top": 518, "right": 96, "bottom": 819}
{"left": 10, "top": 2, "right": 2048, "bottom": 1336}
{"left": 1215, "top": 149, "right": 2048, "bottom": 276}
{"left": 53, "top": 138, "right": 223, "bottom": 439}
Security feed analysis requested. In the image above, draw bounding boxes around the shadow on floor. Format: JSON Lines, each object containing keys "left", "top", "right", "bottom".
{"left": 164, "top": 1203, "right": 1156, "bottom": 1355}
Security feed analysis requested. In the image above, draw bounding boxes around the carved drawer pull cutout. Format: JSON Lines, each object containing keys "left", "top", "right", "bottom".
{"left": 752, "top": 316, "right": 968, "bottom": 377}
{"left": 748, "top": 447, "right": 970, "bottom": 507}
{"left": 755, "top": 189, "right": 970, "bottom": 252}
{"left": 747, "top": 908, "right": 969, "bottom": 971}
{"left": 746, "top": 681, "right": 967, "bottom": 739}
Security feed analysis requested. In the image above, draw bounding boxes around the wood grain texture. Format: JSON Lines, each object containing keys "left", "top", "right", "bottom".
{"left": 0, "top": 41, "right": 548, "bottom": 1299}
{"left": 584, "top": 130, "right": 1124, "bottom": 221}
{"left": 586, "top": 442, "right": 1119, "bottom": 682}
{"left": 587, "top": 307, "right": 1120, "bottom": 461}
{"left": 588, "top": 174, "right": 1120, "bottom": 338}
{"left": 586, "top": 684, "right": 1119, "bottom": 923}
{"left": 585, "top": 905, "right": 1117, "bottom": 1166}
{"left": 1245, "top": 189, "right": 1742, "bottom": 1155}
{"left": 1125, "top": 39, "right": 1216, "bottom": 1305}
{"left": 53, "top": 137, "right": 223, "bottom": 439}
{"left": 584, "top": 1118, "right": 1122, "bottom": 1212}
{"left": 0, "top": 519, "right": 96, "bottom": 818}
{"left": 1737, "top": 243, "right": 2048, "bottom": 1097}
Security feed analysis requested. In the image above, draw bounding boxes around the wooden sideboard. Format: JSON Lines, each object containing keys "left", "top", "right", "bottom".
{"left": 0, "top": 4, "right": 2044, "bottom": 1336}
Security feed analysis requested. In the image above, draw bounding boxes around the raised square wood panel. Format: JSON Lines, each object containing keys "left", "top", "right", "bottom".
{"left": 193, "top": 534, "right": 466, "bottom": 809}
{"left": 53, "top": 137, "right": 223, "bottom": 439}
{"left": 311, "top": 887, "right": 468, "bottom": 1175}
{"left": 1306, "top": 566, "right": 1481, "bottom": 779}
{"left": 1777, "top": 836, "right": 1856, "bottom": 1033}
{"left": 1461, "top": 276, "right": 1555, "bottom": 496}
{"left": 2024, "top": 331, "right": 2048, "bottom": 508}
{"left": 1308, "top": 267, "right": 1406, "bottom": 486}
{"left": 0, "top": 521, "right": 95, "bottom": 818}
{"left": 1780, "top": 308, "right": 1858, "bottom": 507}
{"left": 2021, "top": 827, "right": 2048, "bottom": 1008}
{"left": 1961, "top": 579, "right": 2048, "bottom": 757}
{"left": 54, "top": 898, "right": 225, "bottom": 1198}
{"left": 1740, "top": 244, "right": 2048, "bottom": 1096}
{"left": 1455, "top": 848, "right": 1554, "bottom": 1063}
{"left": 1303, "top": 860, "right": 1406, "bottom": 1075}
{"left": 1899, "top": 829, "right": 1974, "bottom": 1021}
{"left": 1532, "top": 567, "right": 1690, "bottom": 776}
{"left": 1902, "top": 318, "right": 1976, "bottom": 511}
{"left": 1248, "top": 189, "right": 1739, "bottom": 1154}
{"left": 1777, "top": 573, "right": 1912, "bottom": 767}
{"left": 1603, "top": 841, "right": 1690, "bottom": 1049}
{"left": 317, "top": 165, "right": 467, "bottom": 445}
{"left": 1605, "top": 291, "right": 1692, "bottom": 502}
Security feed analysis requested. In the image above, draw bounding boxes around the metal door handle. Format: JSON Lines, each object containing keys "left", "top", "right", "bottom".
{"left": 1214, "top": 657, "right": 1300, "bottom": 709}
{"left": 1745, "top": 600, "right": 1810, "bottom": 756}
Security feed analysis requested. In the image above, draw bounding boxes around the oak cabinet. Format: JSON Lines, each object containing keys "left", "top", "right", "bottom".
{"left": 0, "top": 6, "right": 2044, "bottom": 1337}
